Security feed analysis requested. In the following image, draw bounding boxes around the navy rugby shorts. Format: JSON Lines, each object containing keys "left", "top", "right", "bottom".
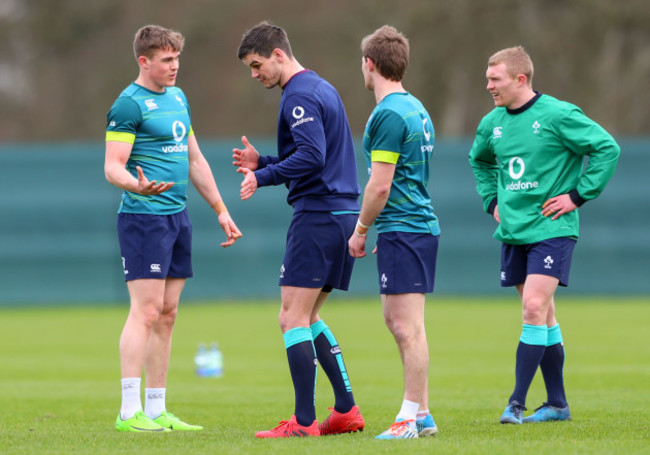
{"left": 280, "top": 211, "right": 356, "bottom": 291}
{"left": 376, "top": 231, "right": 439, "bottom": 295}
{"left": 117, "top": 209, "right": 193, "bottom": 281}
{"left": 500, "top": 237, "right": 577, "bottom": 287}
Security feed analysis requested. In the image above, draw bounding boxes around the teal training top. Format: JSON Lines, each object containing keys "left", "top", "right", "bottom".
{"left": 363, "top": 92, "right": 440, "bottom": 235}
{"left": 469, "top": 93, "right": 620, "bottom": 245}
{"left": 105, "top": 83, "right": 192, "bottom": 215}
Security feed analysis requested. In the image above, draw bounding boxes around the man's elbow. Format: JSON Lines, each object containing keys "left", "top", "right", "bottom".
{"left": 104, "top": 165, "right": 118, "bottom": 185}
{"left": 374, "top": 182, "right": 392, "bottom": 199}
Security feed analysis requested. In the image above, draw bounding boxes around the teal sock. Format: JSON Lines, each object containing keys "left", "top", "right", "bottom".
{"left": 311, "top": 320, "right": 355, "bottom": 413}
{"left": 509, "top": 324, "right": 547, "bottom": 406}
{"left": 284, "top": 327, "right": 317, "bottom": 426}
{"left": 546, "top": 323, "right": 563, "bottom": 346}
{"left": 540, "top": 324, "right": 567, "bottom": 407}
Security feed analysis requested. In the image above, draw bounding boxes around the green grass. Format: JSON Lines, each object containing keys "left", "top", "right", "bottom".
{"left": 1, "top": 296, "right": 649, "bottom": 454}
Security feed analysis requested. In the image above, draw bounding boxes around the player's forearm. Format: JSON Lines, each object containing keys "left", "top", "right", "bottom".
{"left": 104, "top": 164, "right": 138, "bottom": 193}
{"left": 470, "top": 167, "right": 498, "bottom": 212}
{"left": 576, "top": 143, "right": 620, "bottom": 201}
{"left": 257, "top": 142, "right": 325, "bottom": 186}
{"left": 189, "top": 157, "right": 228, "bottom": 211}
{"left": 469, "top": 148, "right": 499, "bottom": 207}
{"left": 358, "top": 179, "right": 390, "bottom": 227}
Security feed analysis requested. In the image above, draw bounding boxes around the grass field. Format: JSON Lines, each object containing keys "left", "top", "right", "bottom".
{"left": 1, "top": 296, "right": 649, "bottom": 454}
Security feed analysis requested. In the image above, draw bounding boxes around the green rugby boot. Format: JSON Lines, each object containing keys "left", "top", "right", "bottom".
{"left": 153, "top": 411, "right": 203, "bottom": 431}
{"left": 116, "top": 410, "right": 169, "bottom": 432}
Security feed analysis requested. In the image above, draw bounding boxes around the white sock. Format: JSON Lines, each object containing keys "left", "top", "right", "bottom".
{"left": 120, "top": 377, "right": 142, "bottom": 420}
{"left": 416, "top": 409, "right": 430, "bottom": 420}
{"left": 396, "top": 399, "right": 420, "bottom": 422}
{"left": 144, "top": 388, "right": 166, "bottom": 419}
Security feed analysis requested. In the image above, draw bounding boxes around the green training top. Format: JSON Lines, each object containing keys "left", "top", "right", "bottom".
{"left": 105, "top": 82, "right": 193, "bottom": 215}
{"left": 363, "top": 92, "right": 440, "bottom": 235}
{"left": 469, "top": 92, "right": 620, "bottom": 245}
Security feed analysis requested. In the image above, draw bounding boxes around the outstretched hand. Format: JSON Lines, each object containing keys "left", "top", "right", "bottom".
{"left": 232, "top": 136, "right": 260, "bottom": 170}
{"left": 135, "top": 166, "right": 174, "bottom": 195}
{"left": 237, "top": 167, "right": 258, "bottom": 200}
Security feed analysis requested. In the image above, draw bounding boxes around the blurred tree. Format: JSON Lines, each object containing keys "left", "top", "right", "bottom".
{"left": 0, "top": 0, "right": 647, "bottom": 142}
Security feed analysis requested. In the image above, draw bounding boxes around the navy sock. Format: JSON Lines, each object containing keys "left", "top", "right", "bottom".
{"left": 509, "top": 324, "right": 547, "bottom": 407}
{"left": 284, "top": 327, "right": 317, "bottom": 426}
{"left": 540, "top": 324, "right": 567, "bottom": 407}
{"left": 311, "top": 320, "right": 355, "bottom": 413}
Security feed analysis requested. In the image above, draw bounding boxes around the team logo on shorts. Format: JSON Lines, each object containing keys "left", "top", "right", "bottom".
{"left": 381, "top": 273, "right": 388, "bottom": 288}
{"left": 544, "top": 255, "right": 554, "bottom": 269}
{"left": 150, "top": 264, "right": 162, "bottom": 273}
{"left": 280, "top": 264, "right": 285, "bottom": 279}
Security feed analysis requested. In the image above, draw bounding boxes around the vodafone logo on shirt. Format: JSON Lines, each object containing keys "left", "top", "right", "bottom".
{"left": 290, "top": 105, "right": 314, "bottom": 128}
{"left": 161, "top": 120, "right": 189, "bottom": 153}
{"left": 292, "top": 106, "right": 305, "bottom": 119}
{"left": 505, "top": 156, "right": 539, "bottom": 191}
{"left": 508, "top": 157, "right": 525, "bottom": 179}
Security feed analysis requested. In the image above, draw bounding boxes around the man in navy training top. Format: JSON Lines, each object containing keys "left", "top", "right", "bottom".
{"left": 233, "top": 21, "right": 365, "bottom": 438}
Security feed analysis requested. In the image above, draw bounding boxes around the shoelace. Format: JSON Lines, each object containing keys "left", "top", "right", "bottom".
{"left": 511, "top": 406, "right": 526, "bottom": 418}
{"left": 272, "top": 419, "right": 310, "bottom": 435}
{"left": 273, "top": 420, "right": 290, "bottom": 430}
{"left": 388, "top": 419, "right": 415, "bottom": 435}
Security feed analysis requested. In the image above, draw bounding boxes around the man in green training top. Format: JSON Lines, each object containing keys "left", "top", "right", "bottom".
{"left": 469, "top": 46, "right": 620, "bottom": 425}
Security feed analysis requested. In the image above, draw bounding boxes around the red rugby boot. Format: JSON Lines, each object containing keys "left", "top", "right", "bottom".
{"left": 319, "top": 405, "right": 365, "bottom": 435}
{"left": 255, "top": 415, "right": 320, "bottom": 438}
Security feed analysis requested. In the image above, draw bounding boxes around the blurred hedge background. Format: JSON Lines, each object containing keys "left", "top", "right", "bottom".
{"left": 1, "top": 0, "right": 648, "bottom": 141}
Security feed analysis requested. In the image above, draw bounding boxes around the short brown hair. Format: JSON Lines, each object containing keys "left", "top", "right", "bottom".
{"left": 488, "top": 46, "right": 534, "bottom": 86}
{"left": 133, "top": 25, "right": 185, "bottom": 60}
{"left": 361, "top": 25, "right": 409, "bottom": 82}
{"left": 237, "top": 21, "right": 293, "bottom": 60}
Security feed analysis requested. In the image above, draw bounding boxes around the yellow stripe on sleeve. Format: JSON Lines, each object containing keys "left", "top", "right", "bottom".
{"left": 371, "top": 150, "right": 400, "bottom": 164}
{"left": 105, "top": 131, "right": 136, "bottom": 144}
{"left": 189, "top": 125, "right": 195, "bottom": 136}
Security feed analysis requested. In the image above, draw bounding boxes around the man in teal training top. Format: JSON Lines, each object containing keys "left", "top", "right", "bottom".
{"left": 349, "top": 25, "right": 440, "bottom": 439}
{"left": 105, "top": 25, "right": 241, "bottom": 432}
{"left": 469, "top": 46, "right": 620, "bottom": 424}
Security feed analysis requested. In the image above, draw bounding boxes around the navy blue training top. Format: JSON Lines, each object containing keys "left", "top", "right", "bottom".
{"left": 255, "top": 70, "right": 360, "bottom": 212}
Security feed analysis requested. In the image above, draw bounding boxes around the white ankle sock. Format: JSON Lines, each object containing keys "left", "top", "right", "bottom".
{"left": 144, "top": 388, "right": 166, "bottom": 419}
{"left": 396, "top": 399, "right": 420, "bottom": 422}
{"left": 120, "top": 377, "right": 142, "bottom": 420}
